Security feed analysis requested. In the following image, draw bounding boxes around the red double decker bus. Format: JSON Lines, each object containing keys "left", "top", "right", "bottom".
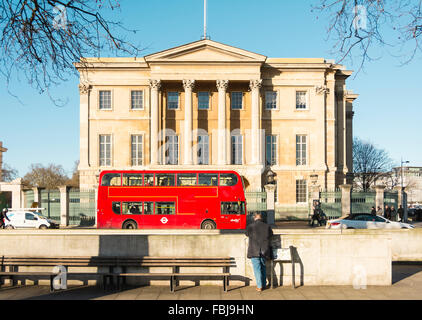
{"left": 97, "top": 170, "right": 247, "bottom": 230}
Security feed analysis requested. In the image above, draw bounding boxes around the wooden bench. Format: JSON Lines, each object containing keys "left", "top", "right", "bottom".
{"left": 0, "top": 256, "right": 236, "bottom": 293}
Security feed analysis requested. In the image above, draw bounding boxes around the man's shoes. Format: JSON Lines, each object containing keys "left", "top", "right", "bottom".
{"left": 256, "top": 288, "right": 262, "bottom": 292}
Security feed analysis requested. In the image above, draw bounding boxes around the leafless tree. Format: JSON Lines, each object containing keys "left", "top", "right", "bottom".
{"left": 23, "top": 163, "right": 68, "bottom": 189}
{"left": 313, "top": 0, "right": 422, "bottom": 71}
{"left": 353, "top": 137, "right": 394, "bottom": 191}
{"left": 0, "top": 0, "right": 141, "bottom": 104}
{"left": 66, "top": 160, "right": 79, "bottom": 188}
{"left": 1, "top": 163, "right": 19, "bottom": 182}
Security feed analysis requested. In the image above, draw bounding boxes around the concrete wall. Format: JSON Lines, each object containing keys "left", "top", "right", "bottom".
{"left": 0, "top": 229, "right": 391, "bottom": 287}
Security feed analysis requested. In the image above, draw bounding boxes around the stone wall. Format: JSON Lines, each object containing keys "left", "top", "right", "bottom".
{"left": 0, "top": 229, "right": 392, "bottom": 287}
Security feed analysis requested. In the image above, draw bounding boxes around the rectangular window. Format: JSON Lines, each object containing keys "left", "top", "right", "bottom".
{"left": 164, "top": 135, "right": 179, "bottom": 165}
{"left": 221, "top": 202, "right": 246, "bottom": 215}
{"left": 131, "top": 90, "right": 143, "bottom": 110}
{"left": 144, "top": 174, "right": 154, "bottom": 186}
{"left": 231, "top": 135, "right": 243, "bottom": 165}
{"left": 266, "top": 135, "right": 277, "bottom": 166}
{"left": 296, "top": 135, "right": 307, "bottom": 166}
{"left": 155, "top": 174, "right": 175, "bottom": 186}
{"left": 99, "top": 90, "right": 112, "bottom": 110}
{"left": 198, "top": 173, "right": 218, "bottom": 186}
{"left": 198, "top": 92, "right": 210, "bottom": 110}
{"left": 122, "top": 202, "right": 142, "bottom": 215}
{"left": 265, "top": 91, "right": 277, "bottom": 110}
{"left": 197, "top": 135, "right": 209, "bottom": 165}
{"left": 231, "top": 92, "right": 243, "bottom": 110}
{"left": 101, "top": 173, "right": 121, "bottom": 186}
{"left": 122, "top": 173, "right": 143, "bottom": 186}
{"left": 155, "top": 202, "right": 176, "bottom": 215}
{"left": 131, "top": 135, "right": 143, "bottom": 166}
{"left": 143, "top": 202, "right": 154, "bottom": 215}
{"left": 177, "top": 173, "right": 197, "bottom": 186}
{"left": 99, "top": 134, "right": 112, "bottom": 166}
{"left": 296, "top": 180, "right": 307, "bottom": 203}
{"left": 167, "top": 92, "right": 179, "bottom": 109}
{"left": 296, "top": 91, "right": 307, "bottom": 109}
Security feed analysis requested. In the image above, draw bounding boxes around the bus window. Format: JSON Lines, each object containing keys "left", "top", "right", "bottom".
{"left": 122, "top": 202, "right": 142, "bottom": 215}
{"left": 144, "top": 174, "right": 154, "bottom": 186}
{"left": 198, "top": 173, "right": 218, "bottom": 186}
{"left": 112, "top": 202, "right": 121, "bottom": 215}
{"left": 177, "top": 173, "right": 197, "bottom": 186}
{"left": 156, "top": 202, "right": 176, "bottom": 215}
{"left": 143, "top": 202, "right": 154, "bottom": 215}
{"left": 156, "top": 174, "right": 175, "bottom": 186}
{"left": 219, "top": 173, "right": 238, "bottom": 186}
{"left": 101, "top": 173, "right": 122, "bottom": 186}
{"left": 221, "top": 202, "right": 245, "bottom": 215}
{"left": 122, "top": 174, "right": 143, "bottom": 186}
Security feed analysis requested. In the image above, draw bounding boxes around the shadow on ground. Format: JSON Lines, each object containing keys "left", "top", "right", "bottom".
{"left": 392, "top": 263, "right": 422, "bottom": 284}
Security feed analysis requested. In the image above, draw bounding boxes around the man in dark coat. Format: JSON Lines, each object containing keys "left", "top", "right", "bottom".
{"left": 246, "top": 212, "right": 273, "bottom": 292}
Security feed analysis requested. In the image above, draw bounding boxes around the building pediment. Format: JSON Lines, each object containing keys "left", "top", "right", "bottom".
{"left": 145, "top": 39, "right": 267, "bottom": 64}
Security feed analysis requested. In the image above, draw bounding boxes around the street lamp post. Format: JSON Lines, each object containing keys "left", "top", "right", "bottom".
{"left": 401, "top": 158, "right": 410, "bottom": 222}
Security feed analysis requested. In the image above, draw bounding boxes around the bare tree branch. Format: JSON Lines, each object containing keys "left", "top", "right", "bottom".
{"left": 0, "top": 0, "right": 142, "bottom": 105}
{"left": 313, "top": 0, "right": 422, "bottom": 71}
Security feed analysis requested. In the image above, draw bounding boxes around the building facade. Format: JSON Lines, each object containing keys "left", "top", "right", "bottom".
{"left": 76, "top": 39, "right": 357, "bottom": 212}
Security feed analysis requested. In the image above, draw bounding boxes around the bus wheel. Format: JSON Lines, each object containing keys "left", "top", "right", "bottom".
{"left": 201, "top": 220, "right": 216, "bottom": 230}
{"left": 122, "top": 220, "right": 138, "bottom": 230}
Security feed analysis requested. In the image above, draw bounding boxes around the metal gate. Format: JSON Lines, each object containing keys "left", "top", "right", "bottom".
{"left": 40, "top": 189, "right": 61, "bottom": 221}
{"left": 320, "top": 189, "right": 342, "bottom": 219}
{"left": 384, "top": 191, "right": 399, "bottom": 209}
{"left": 69, "top": 189, "right": 96, "bottom": 226}
{"left": 25, "top": 189, "right": 34, "bottom": 207}
{"left": 245, "top": 191, "right": 267, "bottom": 212}
{"left": 351, "top": 191, "right": 376, "bottom": 214}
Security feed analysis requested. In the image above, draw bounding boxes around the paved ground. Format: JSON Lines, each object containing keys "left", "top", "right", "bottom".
{"left": 1, "top": 265, "right": 421, "bottom": 300}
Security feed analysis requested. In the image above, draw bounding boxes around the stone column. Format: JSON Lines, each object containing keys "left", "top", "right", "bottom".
{"left": 264, "top": 184, "right": 276, "bottom": 225}
{"left": 183, "top": 80, "right": 195, "bottom": 165}
{"left": 375, "top": 185, "right": 386, "bottom": 215}
{"left": 32, "top": 187, "right": 41, "bottom": 208}
{"left": 340, "top": 184, "right": 352, "bottom": 216}
{"left": 59, "top": 186, "right": 70, "bottom": 227}
{"left": 249, "top": 79, "right": 262, "bottom": 165}
{"left": 149, "top": 80, "right": 161, "bottom": 166}
{"left": 216, "top": 80, "right": 229, "bottom": 165}
{"left": 79, "top": 83, "right": 91, "bottom": 168}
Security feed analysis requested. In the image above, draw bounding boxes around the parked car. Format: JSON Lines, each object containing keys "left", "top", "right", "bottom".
{"left": 326, "top": 213, "right": 414, "bottom": 230}
{"left": 4, "top": 211, "right": 59, "bottom": 229}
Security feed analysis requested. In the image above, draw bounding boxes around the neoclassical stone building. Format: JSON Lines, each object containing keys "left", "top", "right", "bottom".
{"left": 76, "top": 39, "right": 357, "bottom": 212}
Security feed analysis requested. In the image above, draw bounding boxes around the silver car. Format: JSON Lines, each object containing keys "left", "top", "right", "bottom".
{"left": 326, "top": 213, "right": 414, "bottom": 230}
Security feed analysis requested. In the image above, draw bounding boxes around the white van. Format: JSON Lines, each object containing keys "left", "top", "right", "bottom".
{"left": 4, "top": 211, "right": 59, "bottom": 229}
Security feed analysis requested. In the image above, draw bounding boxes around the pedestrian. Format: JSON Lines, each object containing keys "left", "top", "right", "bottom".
{"left": 376, "top": 206, "right": 383, "bottom": 216}
{"left": 384, "top": 205, "right": 391, "bottom": 220}
{"left": 0, "top": 208, "right": 10, "bottom": 229}
{"left": 398, "top": 205, "right": 404, "bottom": 222}
{"left": 310, "top": 205, "right": 322, "bottom": 227}
{"left": 370, "top": 206, "right": 376, "bottom": 215}
{"left": 246, "top": 212, "right": 273, "bottom": 292}
{"left": 390, "top": 206, "right": 397, "bottom": 221}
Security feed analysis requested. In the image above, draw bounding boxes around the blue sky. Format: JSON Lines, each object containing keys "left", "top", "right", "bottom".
{"left": 1, "top": 0, "right": 421, "bottom": 177}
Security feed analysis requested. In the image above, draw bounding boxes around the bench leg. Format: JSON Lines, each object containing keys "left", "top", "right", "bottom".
{"left": 292, "top": 262, "right": 296, "bottom": 289}
{"left": 50, "top": 275, "right": 55, "bottom": 292}
{"left": 170, "top": 276, "right": 175, "bottom": 293}
{"left": 223, "top": 276, "right": 227, "bottom": 293}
